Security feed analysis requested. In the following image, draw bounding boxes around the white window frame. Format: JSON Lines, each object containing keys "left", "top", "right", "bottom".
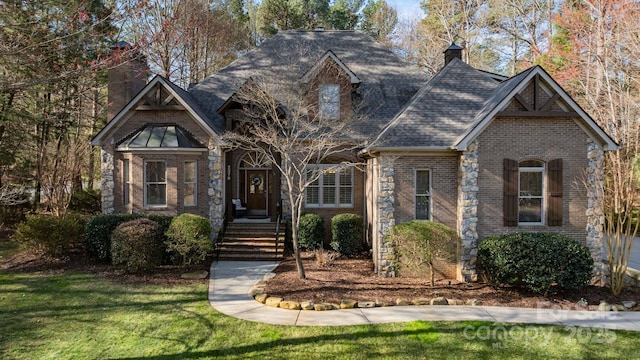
{"left": 319, "top": 84, "right": 340, "bottom": 120}
{"left": 144, "top": 160, "right": 167, "bottom": 207}
{"left": 305, "top": 165, "right": 353, "bottom": 208}
{"left": 518, "top": 161, "right": 545, "bottom": 225}
{"left": 184, "top": 160, "right": 197, "bottom": 207}
{"left": 123, "top": 159, "right": 130, "bottom": 206}
{"left": 414, "top": 169, "right": 431, "bottom": 220}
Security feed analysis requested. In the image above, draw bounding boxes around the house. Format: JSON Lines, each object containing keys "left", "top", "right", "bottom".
{"left": 91, "top": 30, "right": 617, "bottom": 281}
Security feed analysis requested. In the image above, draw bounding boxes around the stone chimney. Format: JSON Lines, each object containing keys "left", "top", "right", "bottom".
{"left": 444, "top": 43, "right": 463, "bottom": 66}
{"left": 107, "top": 41, "right": 149, "bottom": 121}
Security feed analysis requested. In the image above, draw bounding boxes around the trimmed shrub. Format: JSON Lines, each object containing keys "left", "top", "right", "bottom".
{"left": 85, "top": 213, "right": 174, "bottom": 262}
{"left": 298, "top": 213, "right": 324, "bottom": 250}
{"left": 165, "top": 213, "right": 212, "bottom": 265}
{"left": 388, "top": 221, "right": 459, "bottom": 284}
{"left": 330, "top": 213, "right": 364, "bottom": 256}
{"left": 68, "top": 189, "right": 101, "bottom": 214}
{"left": 477, "top": 232, "right": 593, "bottom": 295}
{"left": 13, "top": 214, "right": 86, "bottom": 257}
{"left": 111, "top": 218, "right": 164, "bottom": 273}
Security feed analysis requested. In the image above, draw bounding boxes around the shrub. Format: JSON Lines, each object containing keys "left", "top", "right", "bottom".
{"left": 13, "top": 214, "right": 86, "bottom": 257}
{"left": 477, "top": 232, "right": 593, "bottom": 295}
{"left": 111, "top": 218, "right": 164, "bottom": 273}
{"left": 388, "top": 221, "right": 459, "bottom": 285}
{"left": 85, "top": 213, "right": 174, "bottom": 262}
{"left": 68, "top": 189, "right": 101, "bottom": 214}
{"left": 330, "top": 213, "right": 364, "bottom": 256}
{"left": 165, "top": 214, "right": 212, "bottom": 265}
{"left": 298, "top": 213, "right": 324, "bottom": 250}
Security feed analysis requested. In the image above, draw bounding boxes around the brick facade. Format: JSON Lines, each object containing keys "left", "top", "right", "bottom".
{"left": 475, "top": 116, "right": 590, "bottom": 242}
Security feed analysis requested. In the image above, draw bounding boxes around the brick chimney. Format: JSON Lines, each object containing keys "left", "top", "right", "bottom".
{"left": 107, "top": 41, "right": 149, "bottom": 121}
{"left": 444, "top": 43, "right": 463, "bottom": 66}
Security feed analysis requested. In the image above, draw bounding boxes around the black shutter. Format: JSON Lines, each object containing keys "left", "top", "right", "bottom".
{"left": 547, "top": 158, "right": 563, "bottom": 226}
{"left": 503, "top": 159, "right": 519, "bottom": 227}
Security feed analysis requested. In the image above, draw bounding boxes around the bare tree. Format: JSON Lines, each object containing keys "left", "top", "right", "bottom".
{"left": 545, "top": 0, "right": 640, "bottom": 295}
{"left": 222, "top": 60, "right": 367, "bottom": 279}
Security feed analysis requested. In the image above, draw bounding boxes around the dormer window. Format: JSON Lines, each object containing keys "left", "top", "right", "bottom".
{"left": 319, "top": 84, "right": 340, "bottom": 120}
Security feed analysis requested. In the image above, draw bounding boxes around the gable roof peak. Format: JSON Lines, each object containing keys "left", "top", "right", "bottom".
{"left": 299, "top": 49, "right": 360, "bottom": 84}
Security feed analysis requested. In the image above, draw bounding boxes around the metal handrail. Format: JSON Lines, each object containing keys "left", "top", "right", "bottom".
{"left": 275, "top": 200, "right": 282, "bottom": 259}
{"left": 214, "top": 209, "right": 228, "bottom": 262}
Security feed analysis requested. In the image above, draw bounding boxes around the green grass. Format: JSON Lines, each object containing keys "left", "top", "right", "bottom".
{"left": 1, "top": 271, "right": 639, "bottom": 359}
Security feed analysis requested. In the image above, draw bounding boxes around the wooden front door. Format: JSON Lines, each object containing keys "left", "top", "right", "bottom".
{"left": 244, "top": 169, "right": 269, "bottom": 217}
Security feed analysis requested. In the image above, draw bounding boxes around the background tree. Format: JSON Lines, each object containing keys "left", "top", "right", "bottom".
{"left": 538, "top": 0, "right": 640, "bottom": 295}
{"left": 359, "top": 0, "right": 397, "bottom": 47}
{"left": 121, "top": 0, "right": 250, "bottom": 88}
{"left": 0, "top": 0, "right": 115, "bottom": 215}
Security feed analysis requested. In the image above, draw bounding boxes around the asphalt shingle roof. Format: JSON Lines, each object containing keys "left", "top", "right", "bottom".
{"left": 188, "top": 30, "right": 427, "bottom": 138}
{"left": 369, "top": 58, "right": 503, "bottom": 149}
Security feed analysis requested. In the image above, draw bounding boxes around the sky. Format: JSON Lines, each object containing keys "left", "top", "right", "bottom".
{"left": 389, "top": 0, "right": 424, "bottom": 21}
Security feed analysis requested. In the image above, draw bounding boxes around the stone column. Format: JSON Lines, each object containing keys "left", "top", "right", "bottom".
{"left": 457, "top": 140, "right": 479, "bottom": 282}
{"left": 376, "top": 155, "right": 396, "bottom": 277}
{"left": 208, "top": 141, "right": 225, "bottom": 240}
{"left": 100, "top": 147, "right": 115, "bottom": 214}
{"left": 586, "top": 140, "right": 605, "bottom": 284}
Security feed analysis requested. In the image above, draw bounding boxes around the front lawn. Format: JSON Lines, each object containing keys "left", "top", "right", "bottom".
{"left": 1, "top": 270, "right": 639, "bottom": 359}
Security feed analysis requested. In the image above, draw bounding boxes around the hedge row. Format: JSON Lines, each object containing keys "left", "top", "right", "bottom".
{"left": 85, "top": 213, "right": 173, "bottom": 262}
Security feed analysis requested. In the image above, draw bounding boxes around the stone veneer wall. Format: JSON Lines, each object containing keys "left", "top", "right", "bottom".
{"left": 376, "top": 155, "right": 396, "bottom": 277}
{"left": 457, "top": 140, "right": 479, "bottom": 282}
{"left": 586, "top": 140, "right": 605, "bottom": 284}
{"left": 101, "top": 148, "right": 115, "bottom": 214}
{"left": 208, "top": 141, "right": 225, "bottom": 240}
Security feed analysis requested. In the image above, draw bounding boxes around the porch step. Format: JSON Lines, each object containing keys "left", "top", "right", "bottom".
{"left": 217, "top": 222, "right": 285, "bottom": 261}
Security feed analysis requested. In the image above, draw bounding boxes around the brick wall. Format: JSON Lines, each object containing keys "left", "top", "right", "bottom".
{"left": 109, "top": 109, "right": 213, "bottom": 218}
{"left": 392, "top": 154, "right": 459, "bottom": 279}
{"left": 476, "top": 116, "right": 590, "bottom": 243}
{"left": 113, "top": 151, "right": 209, "bottom": 217}
{"left": 393, "top": 154, "right": 458, "bottom": 228}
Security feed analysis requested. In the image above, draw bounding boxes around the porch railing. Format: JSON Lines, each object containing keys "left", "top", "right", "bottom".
{"left": 275, "top": 200, "right": 282, "bottom": 259}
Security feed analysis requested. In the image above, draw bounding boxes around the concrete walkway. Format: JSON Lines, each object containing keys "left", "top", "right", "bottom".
{"left": 208, "top": 260, "right": 640, "bottom": 331}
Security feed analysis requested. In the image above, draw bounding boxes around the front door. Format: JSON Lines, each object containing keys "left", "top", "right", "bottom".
{"left": 245, "top": 169, "right": 268, "bottom": 217}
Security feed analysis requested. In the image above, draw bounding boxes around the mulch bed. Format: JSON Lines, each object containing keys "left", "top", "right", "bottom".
{"left": 264, "top": 251, "right": 640, "bottom": 311}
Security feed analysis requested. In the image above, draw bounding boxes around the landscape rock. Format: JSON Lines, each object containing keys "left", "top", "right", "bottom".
{"left": 248, "top": 287, "right": 264, "bottom": 297}
{"left": 340, "top": 300, "right": 357, "bottom": 309}
{"left": 254, "top": 293, "right": 268, "bottom": 304}
{"left": 375, "top": 300, "right": 394, "bottom": 307}
{"left": 598, "top": 301, "right": 610, "bottom": 311}
{"left": 611, "top": 304, "right": 626, "bottom": 312}
{"left": 448, "top": 299, "right": 465, "bottom": 306}
{"left": 180, "top": 270, "right": 208, "bottom": 279}
{"left": 314, "top": 303, "right": 333, "bottom": 311}
{"left": 466, "top": 299, "right": 482, "bottom": 306}
{"left": 265, "top": 297, "right": 283, "bottom": 308}
{"left": 301, "top": 301, "right": 314, "bottom": 310}
{"left": 412, "top": 298, "right": 431, "bottom": 306}
{"left": 430, "top": 297, "right": 449, "bottom": 306}
{"left": 358, "top": 301, "right": 376, "bottom": 308}
{"left": 622, "top": 301, "right": 636, "bottom": 309}
{"left": 280, "top": 301, "right": 301, "bottom": 310}
{"left": 396, "top": 299, "right": 410, "bottom": 306}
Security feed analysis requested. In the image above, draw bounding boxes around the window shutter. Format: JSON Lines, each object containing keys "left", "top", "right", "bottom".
{"left": 503, "top": 158, "right": 519, "bottom": 227}
{"left": 547, "top": 158, "right": 563, "bottom": 226}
